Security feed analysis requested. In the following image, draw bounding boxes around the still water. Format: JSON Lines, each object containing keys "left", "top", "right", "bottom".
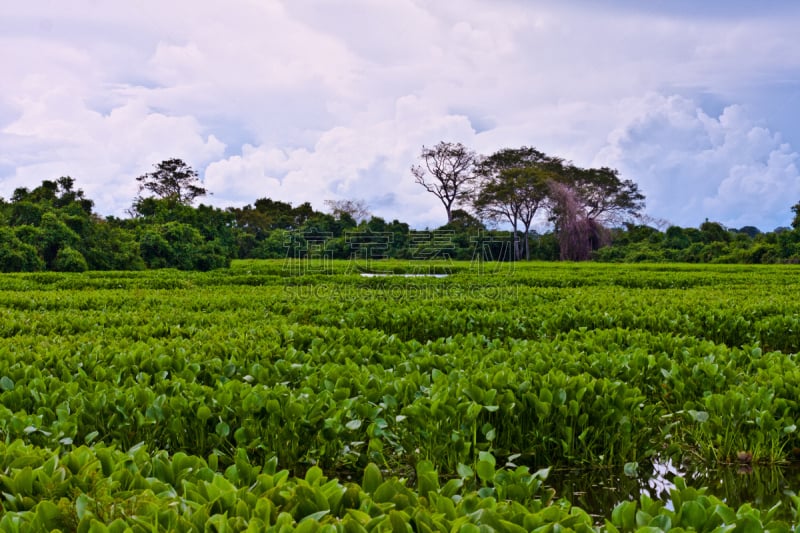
{"left": 546, "top": 460, "right": 800, "bottom": 521}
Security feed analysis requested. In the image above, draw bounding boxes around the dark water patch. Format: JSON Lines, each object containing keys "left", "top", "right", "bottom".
{"left": 545, "top": 459, "right": 800, "bottom": 521}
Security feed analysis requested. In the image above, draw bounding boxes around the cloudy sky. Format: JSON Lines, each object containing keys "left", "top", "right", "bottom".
{"left": 2, "top": 1, "right": 799, "bottom": 231}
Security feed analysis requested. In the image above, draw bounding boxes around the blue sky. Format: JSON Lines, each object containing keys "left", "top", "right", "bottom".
{"left": 1, "top": 1, "right": 799, "bottom": 230}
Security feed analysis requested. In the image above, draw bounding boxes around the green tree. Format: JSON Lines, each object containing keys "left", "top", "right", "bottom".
{"left": 0, "top": 227, "right": 44, "bottom": 272}
{"left": 699, "top": 220, "right": 731, "bottom": 243}
{"left": 53, "top": 246, "right": 89, "bottom": 272}
{"left": 83, "top": 222, "right": 145, "bottom": 270}
{"left": 792, "top": 201, "right": 800, "bottom": 229}
{"left": 138, "top": 222, "right": 230, "bottom": 271}
{"left": 473, "top": 147, "right": 555, "bottom": 260}
{"left": 556, "top": 166, "right": 645, "bottom": 225}
{"left": 547, "top": 165, "right": 644, "bottom": 261}
{"left": 39, "top": 212, "right": 82, "bottom": 268}
{"left": 134, "top": 158, "right": 208, "bottom": 211}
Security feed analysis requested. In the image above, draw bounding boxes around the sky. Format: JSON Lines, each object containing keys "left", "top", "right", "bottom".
{"left": 1, "top": 1, "right": 799, "bottom": 231}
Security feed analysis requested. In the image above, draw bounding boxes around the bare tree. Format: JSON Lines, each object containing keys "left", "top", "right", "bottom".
{"left": 324, "top": 198, "right": 372, "bottom": 223}
{"left": 412, "top": 142, "right": 477, "bottom": 223}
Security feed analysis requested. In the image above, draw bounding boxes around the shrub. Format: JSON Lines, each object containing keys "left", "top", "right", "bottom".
{"left": 53, "top": 246, "right": 88, "bottom": 272}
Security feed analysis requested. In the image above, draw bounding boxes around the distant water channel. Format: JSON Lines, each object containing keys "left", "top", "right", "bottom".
{"left": 545, "top": 459, "right": 800, "bottom": 522}
{"left": 359, "top": 273, "right": 449, "bottom": 278}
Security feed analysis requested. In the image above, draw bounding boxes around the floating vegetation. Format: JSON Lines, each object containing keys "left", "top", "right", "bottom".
{"left": 1, "top": 260, "right": 799, "bottom": 530}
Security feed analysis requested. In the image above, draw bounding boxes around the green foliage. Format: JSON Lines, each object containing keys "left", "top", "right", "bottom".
{"left": 134, "top": 158, "right": 207, "bottom": 208}
{"left": 1, "top": 261, "right": 800, "bottom": 526}
{"left": 138, "top": 222, "right": 231, "bottom": 271}
{"left": 0, "top": 228, "right": 44, "bottom": 272}
{"left": 52, "top": 246, "right": 88, "bottom": 272}
{"left": 598, "top": 222, "right": 800, "bottom": 265}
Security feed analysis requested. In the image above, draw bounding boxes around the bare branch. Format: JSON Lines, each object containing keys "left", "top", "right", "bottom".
{"left": 412, "top": 142, "right": 477, "bottom": 222}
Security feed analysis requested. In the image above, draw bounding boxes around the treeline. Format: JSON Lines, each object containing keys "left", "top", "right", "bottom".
{"left": 1, "top": 157, "right": 799, "bottom": 272}
{"left": 0, "top": 169, "right": 497, "bottom": 273}
{"left": 412, "top": 142, "right": 644, "bottom": 261}
{"left": 597, "top": 219, "right": 800, "bottom": 264}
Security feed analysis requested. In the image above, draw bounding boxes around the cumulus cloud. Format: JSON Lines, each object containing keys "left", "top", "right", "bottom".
{"left": 1, "top": 0, "right": 800, "bottom": 229}
{"left": 205, "top": 94, "right": 479, "bottom": 228}
{"left": 597, "top": 94, "right": 800, "bottom": 230}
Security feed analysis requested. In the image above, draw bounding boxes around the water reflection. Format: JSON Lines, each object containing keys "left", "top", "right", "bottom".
{"left": 545, "top": 459, "right": 800, "bottom": 521}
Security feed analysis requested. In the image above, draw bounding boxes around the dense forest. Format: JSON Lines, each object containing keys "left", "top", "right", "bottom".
{"left": 1, "top": 149, "right": 799, "bottom": 272}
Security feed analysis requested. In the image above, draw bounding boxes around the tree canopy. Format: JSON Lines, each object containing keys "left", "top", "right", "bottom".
{"left": 134, "top": 158, "right": 208, "bottom": 209}
{"left": 0, "top": 151, "right": 798, "bottom": 272}
{"left": 473, "top": 147, "right": 557, "bottom": 260}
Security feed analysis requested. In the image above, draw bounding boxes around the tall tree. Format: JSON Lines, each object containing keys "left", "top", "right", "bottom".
{"left": 412, "top": 141, "right": 477, "bottom": 223}
{"left": 548, "top": 165, "right": 643, "bottom": 261}
{"left": 134, "top": 158, "right": 208, "bottom": 209}
{"left": 473, "top": 147, "right": 557, "bottom": 260}
{"left": 792, "top": 201, "right": 800, "bottom": 229}
{"left": 557, "top": 166, "right": 644, "bottom": 225}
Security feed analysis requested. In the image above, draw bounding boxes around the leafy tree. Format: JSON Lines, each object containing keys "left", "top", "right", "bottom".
{"left": 0, "top": 227, "right": 44, "bottom": 272}
{"left": 439, "top": 208, "right": 485, "bottom": 234}
{"left": 138, "top": 229, "right": 173, "bottom": 269}
{"left": 39, "top": 212, "right": 82, "bottom": 268}
{"left": 134, "top": 158, "right": 208, "bottom": 210}
{"left": 231, "top": 199, "right": 292, "bottom": 237}
{"left": 737, "top": 226, "right": 762, "bottom": 238}
{"left": 699, "top": 220, "right": 731, "bottom": 243}
{"left": 664, "top": 226, "right": 691, "bottom": 250}
{"left": 792, "top": 201, "right": 800, "bottom": 229}
{"left": 138, "top": 222, "right": 228, "bottom": 270}
{"left": 412, "top": 141, "right": 477, "bottom": 223}
{"left": 9, "top": 201, "right": 46, "bottom": 226}
{"left": 53, "top": 246, "right": 88, "bottom": 272}
{"left": 473, "top": 147, "right": 556, "bottom": 259}
{"left": 555, "top": 166, "right": 645, "bottom": 225}
{"left": 8, "top": 177, "right": 94, "bottom": 226}
{"left": 83, "top": 222, "right": 145, "bottom": 270}
{"left": 546, "top": 165, "right": 643, "bottom": 261}
{"left": 53, "top": 176, "right": 94, "bottom": 214}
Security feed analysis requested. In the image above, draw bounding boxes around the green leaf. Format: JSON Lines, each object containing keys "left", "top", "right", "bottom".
{"left": 611, "top": 501, "right": 637, "bottom": 530}
{"left": 76, "top": 494, "right": 90, "bottom": 520}
{"left": 34, "top": 500, "right": 61, "bottom": 528}
{"left": 476, "top": 460, "right": 495, "bottom": 482}
{"left": 362, "top": 463, "right": 382, "bottom": 494}
{"left": 478, "top": 451, "right": 496, "bottom": 466}
{"left": 679, "top": 500, "right": 707, "bottom": 529}
{"left": 688, "top": 410, "right": 709, "bottom": 423}
{"left": 215, "top": 421, "right": 230, "bottom": 437}
{"left": 0, "top": 376, "right": 14, "bottom": 392}
{"left": 456, "top": 463, "right": 475, "bottom": 479}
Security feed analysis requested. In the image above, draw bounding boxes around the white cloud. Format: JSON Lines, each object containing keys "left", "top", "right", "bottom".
{"left": 1, "top": 0, "right": 800, "bottom": 230}
{"left": 3, "top": 94, "right": 225, "bottom": 215}
{"left": 204, "top": 94, "right": 478, "bottom": 227}
{"left": 597, "top": 94, "right": 800, "bottom": 230}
